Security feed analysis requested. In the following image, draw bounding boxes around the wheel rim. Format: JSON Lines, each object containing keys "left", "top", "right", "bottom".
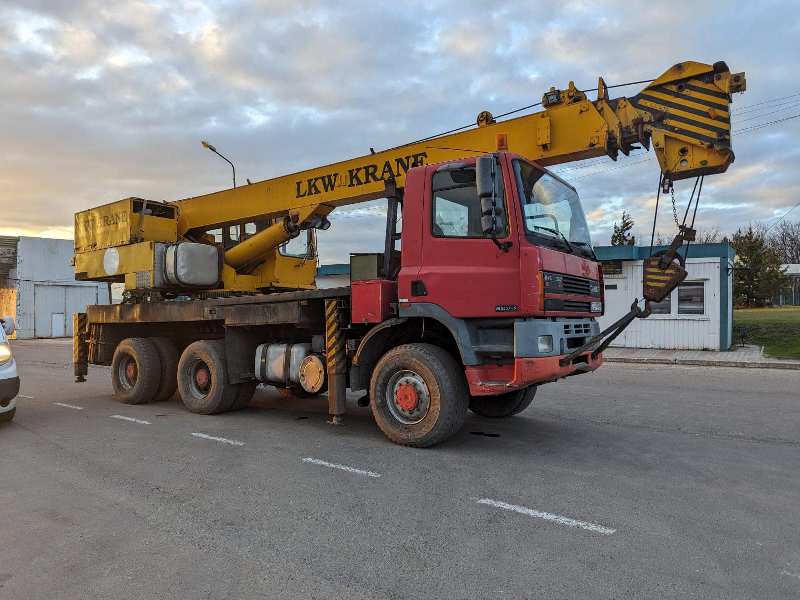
{"left": 188, "top": 359, "right": 212, "bottom": 399}
{"left": 386, "top": 369, "right": 430, "bottom": 425}
{"left": 117, "top": 355, "right": 138, "bottom": 391}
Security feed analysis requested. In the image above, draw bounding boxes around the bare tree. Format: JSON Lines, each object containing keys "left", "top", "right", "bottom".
{"left": 768, "top": 220, "right": 800, "bottom": 263}
{"left": 696, "top": 227, "right": 722, "bottom": 243}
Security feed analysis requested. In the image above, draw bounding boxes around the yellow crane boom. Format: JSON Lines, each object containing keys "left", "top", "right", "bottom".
{"left": 73, "top": 60, "right": 744, "bottom": 293}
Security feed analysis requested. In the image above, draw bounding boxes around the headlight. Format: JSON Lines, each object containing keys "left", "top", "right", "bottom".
{"left": 0, "top": 342, "right": 12, "bottom": 365}
{"left": 589, "top": 281, "right": 600, "bottom": 296}
{"left": 537, "top": 335, "right": 554, "bottom": 353}
{"left": 543, "top": 272, "right": 563, "bottom": 291}
{"left": 590, "top": 301, "right": 603, "bottom": 313}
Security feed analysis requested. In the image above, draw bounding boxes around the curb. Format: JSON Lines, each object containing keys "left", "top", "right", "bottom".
{"left": 604, "top": 357, "right": 800, "bottom": 370}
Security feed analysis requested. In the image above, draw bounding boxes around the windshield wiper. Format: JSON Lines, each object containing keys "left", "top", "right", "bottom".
{"left": 531, "top": 224, "right": 576, "bottom": 254}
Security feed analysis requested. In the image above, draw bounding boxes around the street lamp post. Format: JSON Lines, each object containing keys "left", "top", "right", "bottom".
{"left": 201, "top": 140, "right": 236, "bottom": 188}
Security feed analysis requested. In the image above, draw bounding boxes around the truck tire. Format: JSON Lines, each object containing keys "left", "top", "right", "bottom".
{"left": 370, "top": 343, "right": 468, "bottom": 447}
{"left": 0, "top": 408, "right": 15, "bottom": 423}
{"left": 111, "top": 337, "right": 162, "bottom": 405}
{"left": 151, "top": 337, "right": 179, "bottom": 402}
{"left": 469, "top": 386, "right": 537, "bottom": 418}
{"left": 177, "top": 340, "right": 239, "bottom": 415}
{"left": 231, "top": 382, "right": 257, "bottom": 410}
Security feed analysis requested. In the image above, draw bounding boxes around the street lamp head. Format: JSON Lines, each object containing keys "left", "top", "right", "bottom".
{"left": 200, "top": 140, "right": 236, "bottom": 188}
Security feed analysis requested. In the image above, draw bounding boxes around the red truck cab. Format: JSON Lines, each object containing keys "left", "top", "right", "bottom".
{"left": 353, "top": 152, "right": 603, "bottom": 403}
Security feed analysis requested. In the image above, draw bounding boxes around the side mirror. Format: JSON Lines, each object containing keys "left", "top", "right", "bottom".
{"left": 476, "top": 155, "right": 506, "bottom": 236}
{"left": 1, "top": 316, "right": 15, "bottom": 336}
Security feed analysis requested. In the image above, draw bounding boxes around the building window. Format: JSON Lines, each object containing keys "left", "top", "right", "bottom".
{"left": 601, "top": 260, "right": 623, "bottom": 276}
{"left": 649, "top": 293, "right": 672, "bottom": 315}
{"left": 678, "top": 281, "right": 705, "bottom": 315}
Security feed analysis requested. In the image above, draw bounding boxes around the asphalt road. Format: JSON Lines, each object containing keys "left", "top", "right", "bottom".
{"left": 1, "top": 339, "right": 799, "bottom": 599}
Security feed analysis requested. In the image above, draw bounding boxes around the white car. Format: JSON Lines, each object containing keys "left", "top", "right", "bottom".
{"left": 0, "top": 316, "right": 19, "bottom": 422}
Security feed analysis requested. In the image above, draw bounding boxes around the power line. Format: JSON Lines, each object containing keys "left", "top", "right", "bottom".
{"left": 765, "top": 201, "right": 800, "bottom": 233}
{"left": 562, "top": 111, "right": 799, "bottom": 181}
{"left": 732, "top": 90, "right": 800, "bottom": 114}
{"left": 733, "top": 112, "right": 800, "bottom": 134}
{"left": 568, "top": 157, "right": 654, "bottom": 181}
{"left": 555, "top": 152, "right": 645, "bottom": 173}
{"left": 391, "top": 76, "right": 657, "bottom": 149}
{"left": 733, "top": 100, "right": 800, "bottom": 123}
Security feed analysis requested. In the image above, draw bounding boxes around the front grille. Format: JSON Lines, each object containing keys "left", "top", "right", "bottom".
{"left": 543, "top": 272, "right": 600, "bottom": 297}
{"left": 562, "top": 274, "right": 594, "bottom": 296}
{"left": 544, "top": 298, "right": 591, "bottom": 312}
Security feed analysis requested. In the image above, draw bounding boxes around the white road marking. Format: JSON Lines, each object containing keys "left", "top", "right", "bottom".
{"left": 18, "top": 394, "right": 35, "bottom": 399}
{"left": 110, "top": 414, "right": 152, "bottom": 425}
{"left": 301, "top": 457, "right": 382, "bottom": 478}
{"left": 53, "top": 402, "right": 83, "bottom": 410}
{"left": 476, "top": 498, "right": 616, "bottom": 535}
{"left": 191, "top": 432, "right": 245, "bottom": 446}
{"left": 783, "top": 570, "right": 800, "bottom": 580}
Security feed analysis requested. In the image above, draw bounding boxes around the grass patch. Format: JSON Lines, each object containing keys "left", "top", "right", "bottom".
{"left": 733, "top": 307, "right": 800, "bottom": 359}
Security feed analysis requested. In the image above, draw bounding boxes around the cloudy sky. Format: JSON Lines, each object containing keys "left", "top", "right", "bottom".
{"left": 1, "top": 0, "right": 798, "bottom": 263}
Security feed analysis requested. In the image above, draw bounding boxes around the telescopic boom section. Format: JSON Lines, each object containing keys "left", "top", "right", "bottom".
{"left": 174, "top": 60, "right": 745, "bottom": 238}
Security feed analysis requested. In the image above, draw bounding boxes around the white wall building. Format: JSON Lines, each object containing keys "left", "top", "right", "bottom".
{"left": 0, "top": 236, "right": 109, "bottom": 339}
{"left": 595, "top": 243, "right": 735, "bottom": 351}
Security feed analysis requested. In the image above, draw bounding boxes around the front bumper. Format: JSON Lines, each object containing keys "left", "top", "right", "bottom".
{"left": 0, "top": 375, "right": 20, "bottom": 405}
{"left": 465, "top": 353, "right": 603, "bottom": 396}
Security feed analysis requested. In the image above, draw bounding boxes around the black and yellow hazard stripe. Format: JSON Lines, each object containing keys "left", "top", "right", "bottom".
{"left": 632, "top": 77, "right": 732, "bottom": 148}
{"left": 72, "top": 312, "right": 89, "bottom": 379}
{"left": 325, "top": 299, "right": 345, "bottom": 375}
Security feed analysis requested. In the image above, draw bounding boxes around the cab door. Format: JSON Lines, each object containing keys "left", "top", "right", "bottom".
{"left": 413, "top": 157, "right": 521, "bottom": 318}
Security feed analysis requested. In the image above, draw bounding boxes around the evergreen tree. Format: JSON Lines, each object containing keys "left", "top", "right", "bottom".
{"left": 731, "top": 225, "right": 787, "bottom": 307}
{"left": 610, "top": 211, "right": 635, "bottom": 246}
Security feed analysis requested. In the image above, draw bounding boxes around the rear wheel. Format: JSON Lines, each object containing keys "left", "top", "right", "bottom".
{"left": 151, "top": 337, "right": 179, "bottom": 402}
{"left": 111, "top": 338, "right": 162, "bottom": 405}
{"left": 177, "top": 340, "right": 239, "bottom": 414}
{"left": 370, "top": 343, "right": 468, "bottom": 447}
{"left": 0, "top": 408, "right": 15, "bottom": 422}
{"left": 469, "top": 386, "right": 537, "bottom": 418}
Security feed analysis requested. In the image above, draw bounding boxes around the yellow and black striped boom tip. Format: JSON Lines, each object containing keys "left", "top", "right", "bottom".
{"left": 631, "top": 61, "right": 746, "bottom": 183}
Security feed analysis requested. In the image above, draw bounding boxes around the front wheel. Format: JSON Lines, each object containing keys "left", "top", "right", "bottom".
{"left": 370, "top": 343, "right": 468, "bottom": 447}
{"left": 469, "top": 386, "right": 537, "bottom": 418}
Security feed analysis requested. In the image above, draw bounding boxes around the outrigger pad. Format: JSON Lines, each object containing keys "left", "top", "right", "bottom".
{"left": 642, "top": 256, "right": 687, "bottom": 303}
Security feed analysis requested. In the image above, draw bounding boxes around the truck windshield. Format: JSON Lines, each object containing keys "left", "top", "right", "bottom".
{"left": 513, "top": 160, "right": 593, "bottom": 257}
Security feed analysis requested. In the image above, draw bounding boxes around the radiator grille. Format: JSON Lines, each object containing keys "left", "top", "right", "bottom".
{"left": 562, "top": 274, "right": 594, "bottom": 296}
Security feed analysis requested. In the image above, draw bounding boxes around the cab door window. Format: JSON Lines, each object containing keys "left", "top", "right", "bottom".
{"left": 431, "top": 166, "right": 507, "bottom": 238}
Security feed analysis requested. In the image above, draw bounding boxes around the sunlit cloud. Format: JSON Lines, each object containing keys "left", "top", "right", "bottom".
{"left": 0, "top": 0, "right": 797, "bottom": 265}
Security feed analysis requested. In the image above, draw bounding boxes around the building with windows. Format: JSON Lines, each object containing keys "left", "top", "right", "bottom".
{"left": 774, "top": 264, "right": 800, "bottom": 306}
{"left": 594, "top": 243, "right": 736, "bottom": 351}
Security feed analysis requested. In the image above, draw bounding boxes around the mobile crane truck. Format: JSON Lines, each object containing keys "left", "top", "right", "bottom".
{"left": 72, "top": 61, "right": 745, "bottom": 446}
